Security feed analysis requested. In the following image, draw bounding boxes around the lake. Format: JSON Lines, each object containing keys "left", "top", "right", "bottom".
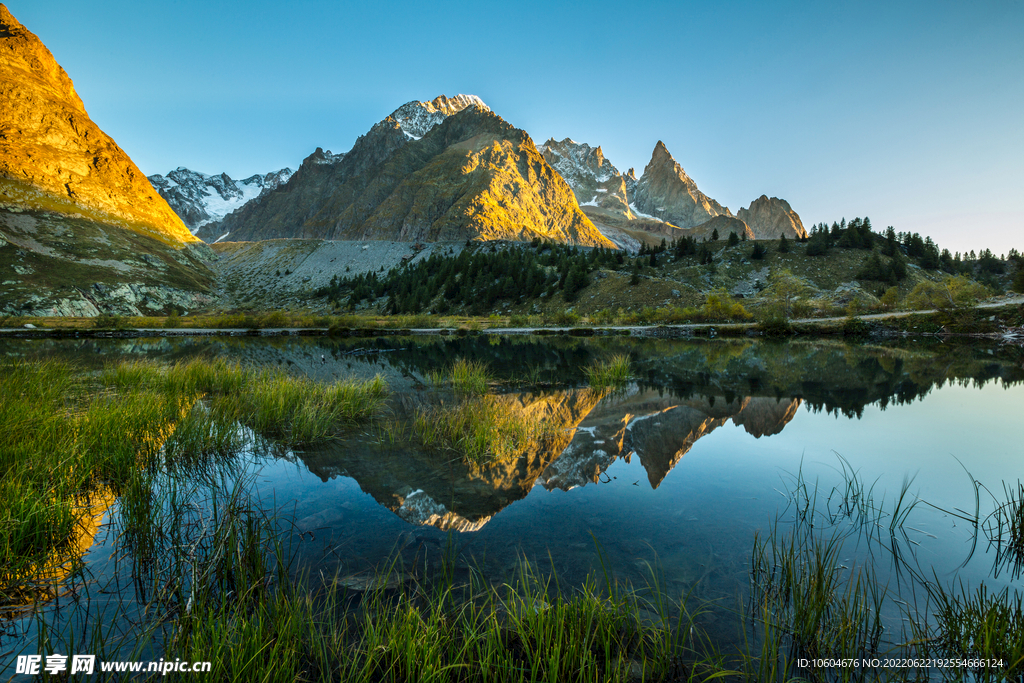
{"left": 1, "top": 333, "right": 1022, "bottom": 678}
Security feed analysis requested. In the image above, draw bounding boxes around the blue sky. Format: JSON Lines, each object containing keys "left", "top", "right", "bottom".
{"left": 8, "top": 0, "right": 1023, "bottom": 255}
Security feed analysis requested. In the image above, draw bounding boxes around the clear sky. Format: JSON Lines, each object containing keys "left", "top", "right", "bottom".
{"left": 8, "top": 0, "right": 1023, "bottom": 255}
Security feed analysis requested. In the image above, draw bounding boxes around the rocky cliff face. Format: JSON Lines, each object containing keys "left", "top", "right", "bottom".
{"left": 149, "top": 167, "right": 294, "bottom": 233}
{"left": 0, "top": 4, "right": 212, "bottom": 316}
{"left": 736, "top": 195, "right": 807, "bottom": 240}
{"left": 631, "top": 141, "right": 731, "bottom": 230}
{"left": 0, "top": 4, "right": 195, "bottom": 244}
{"left": 540, "top": 138, "right": 633, "bottom": 219}
{"left": 203, "top": 100, "right": 615, "bottom": 248}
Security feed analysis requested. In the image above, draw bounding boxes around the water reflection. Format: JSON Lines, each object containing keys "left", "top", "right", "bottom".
{"left": 3, "top": 334, "right": 1024, "bottom": 676}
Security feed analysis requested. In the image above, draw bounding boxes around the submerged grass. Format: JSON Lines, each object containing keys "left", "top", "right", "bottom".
{"left": 983, "top": 480, "right": 1024, "bottom": 578}
{"left": 747, "top": 456, "right": 1024, "bottom": 681}
{"left": 749, "top": 522, "right": 885, "bottom": 681}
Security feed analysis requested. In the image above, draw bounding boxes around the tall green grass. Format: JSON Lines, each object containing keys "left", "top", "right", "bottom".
{"left": 413, "top": 396, "right": 558, "bottom": 463}
{"left": 583, "top": 354, "right": 631, "bottom": 389}
{"left": 0, "top": 357, "right": 388, "bottom": 613}
{"left": 925, "top": 582, "right": 1024, "bottom": 674}
{"left": 215, "top": 372, "right": 387, "bottom": 444}
{"left": 163, "top": 554, "right": 719, "bottom": 683}
{"left": 427, "top": 358, "right": 491, "bottom": 395}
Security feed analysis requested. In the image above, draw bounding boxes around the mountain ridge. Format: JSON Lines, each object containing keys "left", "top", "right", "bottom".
{"left": 201, "top": 98, "right": 615, "bottom": 248}
{"left": 149, "top": 167, "right": 294, "bottom": 233}
{"left": 0, "top": 4, "right": 196, "bottom": 245}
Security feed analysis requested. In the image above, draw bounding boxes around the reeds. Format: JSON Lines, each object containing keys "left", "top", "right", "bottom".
{"left": 926, "top": 582, "right": 1024, "bottom": 674}
{"left": 983, "top": 481, "right": 1024, "bottom": 578}
{"left": 749, "top": 522, "right": 886, "bottom": 680}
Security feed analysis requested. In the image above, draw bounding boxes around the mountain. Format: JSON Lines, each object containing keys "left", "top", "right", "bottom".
{"left": 389, "top": 94, "right": 489, "bottom": 139}
{"left": 631, "top": 141, "right": 731, "bottom": 230}
{"left": 542, "top": 137, "right": 757, "bottom": 248}
{"left": 539, "top": 138, "right": 633, "bottom": 219}
{"left": 0, "top": 4, "right": 212, "bottom": 316}
{"left": 736, "top": 195, "right": 807, "bottom": 240}
{"left": 0, "top": 5, "right": 195, "bottom": 244}
{"left": 198, "top": 96, "right": 615, "bottom": 248}
{"left": 149, "top": 167, "right": 294, "bottom": 233}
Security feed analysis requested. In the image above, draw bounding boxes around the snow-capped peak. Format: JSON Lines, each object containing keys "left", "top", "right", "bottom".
{"left": 389, "top": 94, "right": 490, "bottom": 140}
{"left": 541, "top": 137, "right": 620, "bottom": 186}
{"left": 148, "top": 166, "right": 294, "bottom": 232}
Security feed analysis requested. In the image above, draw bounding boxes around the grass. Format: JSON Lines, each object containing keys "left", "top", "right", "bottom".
{"left": 160, "top": 546, "right": 722, "bottom": 683}
{"left": 925, "top": 582, "right": 1024, "bottom": 675}
{"left": 427, "top": 358, "right": 491, "bottom": 395}
{"left": 983, "top": 481, "right": 1024, "bottom": 578}
{"left": 413, "top": 396, "right": 559, "bottom": 463}
{"left": 219, "top": 372, "right": 387, "bottom": 443}
{"left": 744, "top": 457, "right": 1024, "bottom": 681}
{"left": 0, "top": 357, "right": 388, "bottom": 612}
{"left": 583, "top": 354, "right": 631, "bottom": 389}
{"left": 748, "top": 522, "right": 886, "bottom": 680}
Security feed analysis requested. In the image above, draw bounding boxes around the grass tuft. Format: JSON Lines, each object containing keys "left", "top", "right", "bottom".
{"left": 583, "top": 354, "right": 631, "bottom": 389}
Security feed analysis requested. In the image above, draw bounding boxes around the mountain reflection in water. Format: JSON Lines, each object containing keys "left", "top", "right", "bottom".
{"left": 290, "top": 385, "right": 802, "bottom": 531}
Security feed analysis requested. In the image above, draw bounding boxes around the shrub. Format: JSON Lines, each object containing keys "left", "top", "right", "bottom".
{"left": 94, "top": 313, "right": 124, "bottom": 330}
{"left": 880, "top": 286, "right": 900, "bottom": 311}
{"left": 907, "top": 276, "right": 990, "bottom": 313}
{"left": 550, "top": 310, "right": 581, "bottom": 326}
{"left": 701, "top": 289, "right": 752, "bottom": 321}
{"left": 757, "top": 309, "right": 794, "bottom": 336}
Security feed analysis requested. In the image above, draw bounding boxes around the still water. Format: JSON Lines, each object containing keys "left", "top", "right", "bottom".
{"left": 1, "top": 334, "right": 1022, "bottom": 669}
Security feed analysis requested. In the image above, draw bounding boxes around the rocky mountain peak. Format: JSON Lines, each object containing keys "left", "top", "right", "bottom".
{"left": 631, "top": 141, "right": 730, "bottom": 230}
{"left": 538, "top": 137, "right": 634, "bottom": 224}
{"left": 541, "top": 138, "right": 620, "bottom": 186}
{"left": 647, "top": 140, "right": 693, "bottom": 182}
{"left": 148, "top": 165, "right": 295, "bottom": 232}
{"left": 736, "top": 194, "right": 807, "bottom": 239}
{"left": 0, "top": 4, "right": 195, "bottom": 243}
{"left": 0, "top": 4, "right": 83, "bottom": 111}
{"left": 201, "top": 101, "right": 614, "bottom": 247}
{"left": 388, "top": 93, "right": 489, "bottom": 140}
{"left": 301, "top": 147, "right": 345, "bottom": 167}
